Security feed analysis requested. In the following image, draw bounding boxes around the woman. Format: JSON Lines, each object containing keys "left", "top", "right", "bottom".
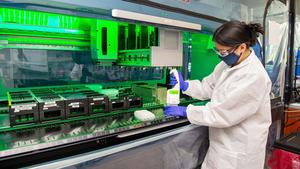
{"left": 164, "top": 21, "right": 272, "bottom": 169}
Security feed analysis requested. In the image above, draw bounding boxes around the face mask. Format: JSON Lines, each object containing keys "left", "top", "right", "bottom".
{"left": 219, "top": 52, "right": 241, "bottom": 66}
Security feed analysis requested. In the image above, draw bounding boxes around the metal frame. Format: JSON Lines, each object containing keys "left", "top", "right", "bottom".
{"left": 284, "top": 0, "right": 296, "bottom": 104}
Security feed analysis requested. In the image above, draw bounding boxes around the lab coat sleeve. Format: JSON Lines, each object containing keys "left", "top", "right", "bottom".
{"left": 183, "top": 70, "right": 221, "bottom": 100}
{"left": 183, "top": 79, "right": 213, "bottom": 100}
{"left": 186, "top": 73, "right": 270, "bottom": 128}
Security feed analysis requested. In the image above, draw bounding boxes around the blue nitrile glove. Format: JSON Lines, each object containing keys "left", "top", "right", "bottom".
{"left": 164, "top": 106, "right": 187, "bottom": 117}
{"left": 170, "top": 71, "right": 189, "bottom": 91}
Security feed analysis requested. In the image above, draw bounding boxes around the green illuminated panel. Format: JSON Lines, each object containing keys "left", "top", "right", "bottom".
{"left": 0, "top": 7, "right": 161, "bottom": 65}
{"left": 0, "top": 8, "right": 90, "bottom": 30}
{"left": 190, "top": 33, "right": 220, "bottom": 80}
{"left": 118, "top": 49, "right": 151, "bottom": 66}
{"left": 0, "top": 36, "right": 89, "bottom": 51}
{"left": 2, "top": 36, "right": 88, "bottom": 46}
{"left": 117, "top": 24, "right": 158, "bottom": 66}
{"left": 0, "top": 23, "right": 87, "bottom": 35}
{"left": 0, "top": 108, "right": 171, "bottom": 153}
{"left": 91, "top": 20, "right": 118, "bottom": 63}
{"left": 0, "top": 7, "right": 91, "bottom": 51}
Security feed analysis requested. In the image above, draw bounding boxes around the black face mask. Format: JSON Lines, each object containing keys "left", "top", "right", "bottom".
{"left": 219, "top": 51, "right": 243, "bottom": 66}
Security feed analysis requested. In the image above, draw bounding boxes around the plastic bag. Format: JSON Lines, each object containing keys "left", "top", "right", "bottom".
{"left": 162, "top": 125, "right": 209, "bottom": 169}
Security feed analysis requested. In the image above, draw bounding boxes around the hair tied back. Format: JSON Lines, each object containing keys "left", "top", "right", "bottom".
{"left": 247, "top": 23, "right": 264, "bottom": 35}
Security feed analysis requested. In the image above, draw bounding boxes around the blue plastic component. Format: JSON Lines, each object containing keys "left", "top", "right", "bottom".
{"left": 296, "top": 49, "right": 300, "bottom": 76}
{"left": 252, "top": 41, "right": 262, "bottom": 62}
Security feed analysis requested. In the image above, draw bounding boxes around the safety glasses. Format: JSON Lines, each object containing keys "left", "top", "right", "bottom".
{"left": 213, "top": 45, "right": 239, "bottom": 57}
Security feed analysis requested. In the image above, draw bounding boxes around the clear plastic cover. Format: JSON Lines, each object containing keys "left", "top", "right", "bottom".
{"left": 62, "top": 125, "right": 209, "bottom": 169}
{"left": 0, "top": 49, "right": 164, "bottom": 88}
{"left": 264, "top": 1, "right": 289, "bottom": 98}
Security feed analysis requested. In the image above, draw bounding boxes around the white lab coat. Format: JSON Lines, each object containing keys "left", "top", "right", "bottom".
{"left": 183, "top": 51, "right": 272, "bottom": 169}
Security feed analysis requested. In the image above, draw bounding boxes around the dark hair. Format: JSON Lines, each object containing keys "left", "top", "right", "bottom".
{"left": 213, "top": 21, "right": 264, "bottom": 47}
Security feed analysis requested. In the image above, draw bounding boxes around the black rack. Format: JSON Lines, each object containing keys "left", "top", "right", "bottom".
{"left": 109, "top": 97, "right": 127, "bottom": 111}
{"left": 39, "top": 100, "right": 66, "bottom": 122}
{"left": 88, "top": 95, "right": 109, "bottom": 114}
{"left": 65, "top": 98, "right": 89, "bottom": 118}
{"left": 8, "top": 91, "right": 39, "bottom": 126}
{"left": 8, "top": 87, "right": 127, "bottom": 126}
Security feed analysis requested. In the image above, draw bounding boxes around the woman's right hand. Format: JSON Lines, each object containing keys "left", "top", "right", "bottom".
{"left": 170, "top": 71, "right": 189, "bottom": 91}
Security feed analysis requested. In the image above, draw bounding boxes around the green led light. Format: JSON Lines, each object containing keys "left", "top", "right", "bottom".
{"left": 169, "top": 90, "right": 179, "bottom": 95}
{"left": 0, "top": 24, "right": 86, "bottom": 35}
